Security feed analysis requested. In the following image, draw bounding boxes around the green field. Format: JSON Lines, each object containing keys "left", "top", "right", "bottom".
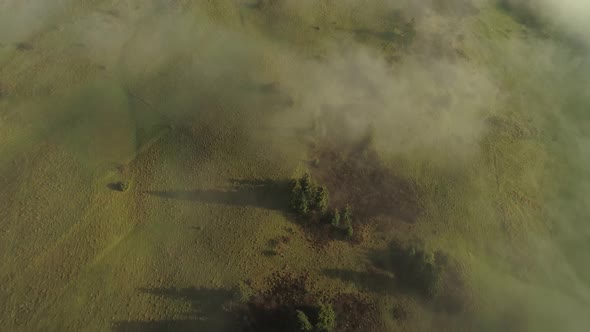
{"left": 1, "top": 1, "right": 589, "bottom": 331}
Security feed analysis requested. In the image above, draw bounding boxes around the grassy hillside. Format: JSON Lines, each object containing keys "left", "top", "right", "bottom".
{"left": 1, "top": 1, "right": 589, "bottom": 331}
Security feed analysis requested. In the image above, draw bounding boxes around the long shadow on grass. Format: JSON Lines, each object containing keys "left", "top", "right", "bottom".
{"left": 323, "top": 242, "right": 433, "bottom": 297}
{"left": 111, "top": 287, "right": 234, "bottom": 332}
{"left": 146, "top": 179, "right": 291, "bottom": 212}
{"left": 325, "top": 242, "right": 467, "bottom": 314}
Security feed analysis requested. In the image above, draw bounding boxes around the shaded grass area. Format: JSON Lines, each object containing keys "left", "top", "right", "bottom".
{"left": 235, "top": 270, "right": 381, "bottom": 332}
{"left": 112, "top": 287, "right": 235, "bottom": 332}
{"left": 146, "top": 179, "right": 291, "bottom": 212}
{"left": 1, "top": 1, "right": 587, "bottom": 331}
{"left": 325, "top": 241, "right": 469, "bottom": 316}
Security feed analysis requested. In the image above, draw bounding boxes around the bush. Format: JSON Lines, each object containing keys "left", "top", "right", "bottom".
{"left": 345, "top": 224, "right": 354, "bottom": 238}
{"left": 342, "top": 205, "right": 353, "bottom": 238}
{"left": 289, "top": 174, "right": 330, "bottom": 217}
{"left": 234, "top": 281, "right": 254, "bottom": 304}
{"left": 342, "top": 205, "right": 352, "bottom": 225}
{"left": 116, "top": 181, "right": 130, "bottom": 192}
{"left": 314, "top": 186, "right": 329, "bottom": 213}
{"left": 329, "top": 209, "right": 340, "bottom": 228}
{"left": 315, "top": 303, "right": 336, "bottom": 332}
{"left": 290, "top": 179, "right": 309, "bottom": 216}
{"left": 295, "top": 310, "right": 313, "bottom": 331}
{"left": 301, "top": 173, "right": 314, "bottom": 197}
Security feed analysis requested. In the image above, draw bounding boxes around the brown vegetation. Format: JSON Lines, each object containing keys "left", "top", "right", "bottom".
{"left": 234, "top": 271, "right": 379, "bottom": 332}
{"left": 310, "top": 133, "right": 422, "bottom": 225}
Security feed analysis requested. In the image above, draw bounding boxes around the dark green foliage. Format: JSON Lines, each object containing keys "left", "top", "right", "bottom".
{"left": 298, "top": 198, "right": 310, "bottom": 216}
{"left": 295, "top": 310, "right": 313, "bottom": 331}
{"left": 116, "top": 181, "right": 130, "bottom": 192}
{"left": 289, "top": 173, "right": 331, "bottom": 218}
{"left": 345, "top": 224, "right": 354, "bottom": 238}
{"left": 329, "top": 209, "right": 340, "bottom": 228}
{"left": 315, "top": 303, "right": 336, "bottom": 332}
{"left": 391, "top": 243, "right": 447, "bottom": 297}
{"left": 314, "top": 186, "right": 329, "bottom": 213}
{"left": 301, "top": 173, "right": 314, "bottom": 196}
{"left": 290, "top": 179, "right": 309, "bottom": 216}
{"left": 342, "top": 205, "right": 353, "bottom": 237}
{"left": 342, "top": 205, "right": 352, "bottom": 225}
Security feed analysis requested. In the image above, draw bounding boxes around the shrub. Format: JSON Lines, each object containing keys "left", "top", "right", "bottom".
{"left": 345, "top": 224, "right": 354, "bottom": 238}
{"left": 234, "top": 281, "right": 254, "bottom": 304}
{"left": 301, "top": 173, "right": 314, "bottom": 197}
{"left": 315, "top": 303, "right": 336, "bottom": 332}
{"left": 330, "top": 208, "right": 340, "bottom": 228}
{"left": 342, "top": 205, "right": 352, "bottom": 225}
{"left": 290, "top": 179, "right": 310, "bottom": 216}
{"left": 314, "top": 186, "right": 330, "bottom": 213}
{"left": 295, "top": 310, "right": 313, "bottom": 331}
{"left": 342, "top": 205, "right": 353, "bottom": 237}
{"left": 116, "top": 181, "right": 130, "bottom": 192}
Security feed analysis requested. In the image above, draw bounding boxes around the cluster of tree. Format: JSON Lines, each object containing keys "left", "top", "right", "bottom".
{"left": 327, "top": 206, "right": 354, "bottom": 238}
{"left": 290, "top": 173, "right": 329, "bottom": 216}
{"left": 289, "top": 173, "right": 354, "bottom": 238}
{"left": 234, "top": 271, "right": 339, "bottom": 332}
{"left": 390, "top": 243, "right": 448, "bottom": 297}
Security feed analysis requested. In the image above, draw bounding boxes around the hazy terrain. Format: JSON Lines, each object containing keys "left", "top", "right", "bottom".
{"left": 0, "top": 0, "right": 589, "bottom": 331}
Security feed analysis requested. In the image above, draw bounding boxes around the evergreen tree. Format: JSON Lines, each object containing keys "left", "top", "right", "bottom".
{"left": 301, "top": 173, "right": 315, "bottom": 199}
{"left": 295, "top": 310, "right": 313, "bottom": 331}
{"left": 345, "top": 224, "right": 354, "bottom": 238}
{"left": 315, "top": 303, "right": 336, "bottom": 332}
{"left": 343, "top": 205, "right": 353, "bottom": 238}
{"left": 330, "top": 208, "right": 341, "bottom": 228}
{"left": 314, "top": 186, "right": 330, "bottom": 213}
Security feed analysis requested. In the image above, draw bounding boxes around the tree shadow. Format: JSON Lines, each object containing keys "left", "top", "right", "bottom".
{"left": 324, "top": 242, "right": 468, "bottom": 314}
{"left": 146, "top": 178, "right": 291, "bottom": 213}
{"left": 112, "top": 287, "right": 235, "bottom": 332}
{"left": 107, "top": 183, "right": 121, "bottom": 191}
{"left": 323, "top": 241, "right": 440, "bottom": 297}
